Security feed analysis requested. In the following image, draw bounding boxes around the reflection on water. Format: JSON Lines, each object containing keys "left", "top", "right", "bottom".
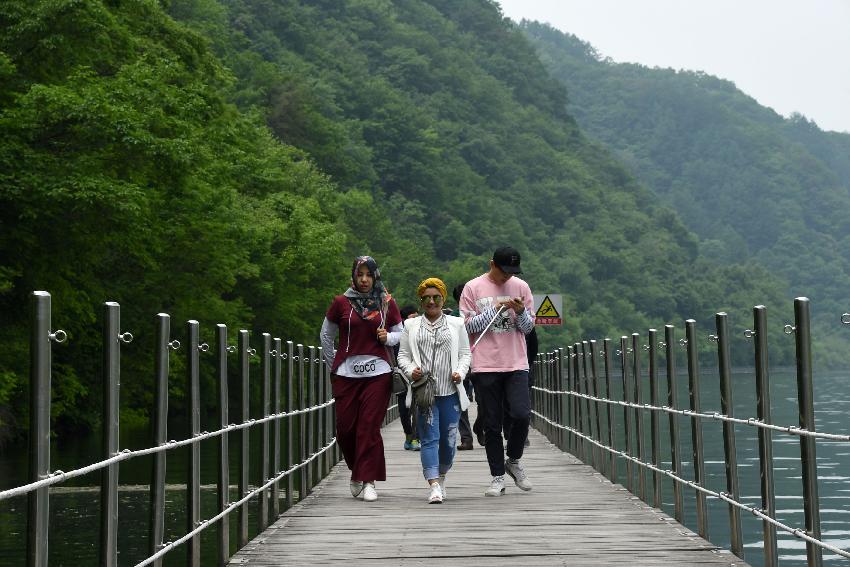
{"left": 2, "top": 368, "right": 849, "bottom": 566}
{"left": 609, "top": 367, "right": 850, "bottom": 567}
{"left": 0, "top": 428, "right": 270, "bottom": 566}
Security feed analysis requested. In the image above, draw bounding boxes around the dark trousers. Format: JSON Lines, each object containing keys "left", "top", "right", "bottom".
{"left": 332, "top": 373, "right": 392, "bottom": 482}
{"left": 475, "top": 370, "right": 530, "bottom": 476}
{"left": 397, "top": 392, "right": 418, "bottom": 439}
{"left": 457, "top": 377, "right": 474, "bottom": 443}
{"left": 503, "top": 370, "right": 534, "bottom": 440}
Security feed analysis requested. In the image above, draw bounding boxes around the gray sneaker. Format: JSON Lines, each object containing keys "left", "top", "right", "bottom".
{"left": 505, "top": 459, "right": 533, "bottom": 491}
{"left": 350, "top": 481, "right": 364, "bottom": 498}
{"left": 438, "top": 474, "right": 446, "bottom": 499}
{"left": 484, "top": 475, "right": 505, "bottom": 497}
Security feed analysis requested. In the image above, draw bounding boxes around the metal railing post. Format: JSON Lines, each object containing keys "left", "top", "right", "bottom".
{"left": 573, "top": 343, "right": 584, "bottom": 459}
{"left": 237, "top": 330, "right": 250, "bottom": 548}
{"left": 186, "top": 320, "right": 202, "bottom": 567}
{"left": 99, "top": 302, "right": 122, "bottom": 567}
{"left": 308, "top": 345, "right": 316, "bottom": 491}
{"left": 285, "top": 341, "right": 294, "bottom": 510}
{"left": 259, "top": 333, "right": 271, "bottom": 532}
{"left": 532, "top": 353, "right": 539, "bottom": 433}
{"left": 533, "top": 355, "right": 541, "bottom": 434}
{"left": 549, "top": 351, "right": 556, "bottom": 439}
{"left": 567, "top": 345, "right": 576, "bottom": 454}
{"left": 298, "top": 344, "right": 307, "bottom": 501}
{"left": 648, "top": 329, "right": 661, "bottom": 508}
{"left": 664, "top": 325, "right": 684, "bottom": 523}
{"left": 215, "top": 324, "right": 231, "bottom": 566}
{"left": 558, "top": 349, "right": 567, "bottom": 451}
{"left": 149, "top": 314, "right": 171, "bottom": 567}
{"left": 328, "top": 354, "right": 339, "bottom": 464}
{"left": 602, "top": 339, "right": 615, "bottom": 483}
{"left": 27, "top": 291, "right": 54, "bottom": 567}
{"left": 715, "top": 312, "right": 743, "bottom": 558}
{"left": 620, "top": 336, "right": 633, "bottom": 491}
{"left": 685, "top": 320, "right": 708, "bottom": 538}
{"left": 752, "top": 306, "right": 777, "bottom": 567}
{"left": 579, "top": 341, "right": 596, "bottom": 468}
{"left": 589, "top": 341, "right": 603, "bottom": 475}
{"left": 549, "top": 349, "right": 556, "bottom": 448}
{"left": 272, "top": 338, "right": 282, "bottom": 519}
{"left": 793, "top": 297, "right": 822, "bottom": 567}
{"left": 317, "top": 346, "right": 325, "bottom": 477}
{"left": 328, "top": 359, "right": 336, "bottom": 467}
{"left": 631, "top": 333, "right": 646, "bottom": 503}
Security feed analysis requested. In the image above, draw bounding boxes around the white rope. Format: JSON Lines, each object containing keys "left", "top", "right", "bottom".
{"left": 533, "top": 385, "right": 850, "bottom": 442}
{"left": 0, "top": 399, "right": 335, "bottom": 501}
{"left": 532, "top": 410, "right": 850, "bottom": 560}
{"left": 134, "top": 436, "right": 337, "bottom": 567}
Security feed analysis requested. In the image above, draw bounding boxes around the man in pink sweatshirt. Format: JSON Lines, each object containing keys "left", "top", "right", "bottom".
{"left": 460, "top": 246, "right": 535, "bottom": 496}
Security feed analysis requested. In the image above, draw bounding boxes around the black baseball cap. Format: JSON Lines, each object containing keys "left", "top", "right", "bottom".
{"left": 493, "top": 246, "right": 522, "bottom": 274}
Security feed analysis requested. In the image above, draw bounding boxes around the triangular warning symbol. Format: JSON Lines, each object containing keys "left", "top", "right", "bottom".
{"left": 535, "top": 295, "right": 560, "bottom": 318}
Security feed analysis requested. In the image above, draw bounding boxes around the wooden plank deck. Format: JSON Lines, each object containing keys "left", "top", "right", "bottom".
{"left": 229, "top": 406, "right": 749, "bottom": 566}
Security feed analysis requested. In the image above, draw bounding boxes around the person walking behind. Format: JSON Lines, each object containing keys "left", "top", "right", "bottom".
{"left": 398, "top": 278, "right": 471, "bottom": 503}
{"left": 459, "top": 247, "right": 535, "bottom": 497}
{"left": 320, "top": 256, "right": 403, "bottom": 502}
{"left": 396, "top": 304, "right": 421, "bottom": 451}
{"left": 451, "top": 282, "right": 475, "bottom": 451}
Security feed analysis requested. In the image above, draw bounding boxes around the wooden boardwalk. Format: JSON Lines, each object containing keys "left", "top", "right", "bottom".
{"left": 229, "top": 407, "right": 749, "bottom": 566}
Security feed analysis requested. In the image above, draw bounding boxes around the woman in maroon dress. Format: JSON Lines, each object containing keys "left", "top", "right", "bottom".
{"left": 320, "top": 256, "right": 402, "bottom": 501}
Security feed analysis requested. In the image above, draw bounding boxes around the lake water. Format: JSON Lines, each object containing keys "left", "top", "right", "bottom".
{"left": 1, "top": 367, "right": 848, "bottom": 566}
{"left": 599, "top": 366, "right": 850, "bottom": 567}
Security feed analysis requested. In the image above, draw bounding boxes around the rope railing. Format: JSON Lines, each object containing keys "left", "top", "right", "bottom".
{"left": 135, "top": 435, "right": 338, "bottom": 567}
{"left": 531, "top": 298, "right": 846, "bottom": 567}
{"left": 535, "top": 386, "right": 850, "bottom": 442}
{"left": 532, "top": 410, "right": 850, "bottom": 561}
{"left": 0, "top": 400, "right": 335, "bottom": 502}
{"left": 15, "top": 291, "right": 346, "bottom": 567}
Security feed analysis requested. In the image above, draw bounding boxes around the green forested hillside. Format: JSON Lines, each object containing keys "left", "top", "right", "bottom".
{"left": 0, "top": 0, "right": 789, "bottom": 441}
{"left": 168, "top": 0, "right": 788, "bottom": 327}
{"left": 522, "top": 21, "right": 850, "bottom": 364}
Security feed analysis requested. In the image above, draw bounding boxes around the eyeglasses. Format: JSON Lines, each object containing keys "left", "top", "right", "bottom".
{"left": 420, "top": 295, "right": 443, "bottom": 304}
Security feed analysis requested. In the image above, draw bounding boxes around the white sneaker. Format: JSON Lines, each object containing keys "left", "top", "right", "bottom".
{"left": 505, "top": 459, "right": 533, "bottom": 491}
{"left": 438, "top": 474, "right": 446, "bottom": 499}
{"left": 484, "top": 475, "right": 505, "bottom": 497}
{"left": 428, "top": 482, "right": 443, "bottom": 504}
{"left": 350, "top": 481, "right": 364, "bottom": 498}
{"left": 362, "top": 482, "right": 378, "bottom": 502}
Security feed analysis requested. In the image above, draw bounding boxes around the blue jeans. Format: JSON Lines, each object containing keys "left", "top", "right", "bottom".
{"left": 417, "top": 393, "right": 461, "bottom": 480}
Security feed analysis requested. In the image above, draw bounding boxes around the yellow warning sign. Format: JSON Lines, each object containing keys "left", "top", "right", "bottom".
{"left": 533, "top": 294, "right": 562, "bottom": 325}
{"left": 536, "top": 296, "right": 560, "bottom": 318}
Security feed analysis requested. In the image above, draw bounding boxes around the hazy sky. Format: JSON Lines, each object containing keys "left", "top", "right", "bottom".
{"left": 497, "top": 0, "right": 850, "bottom": 134}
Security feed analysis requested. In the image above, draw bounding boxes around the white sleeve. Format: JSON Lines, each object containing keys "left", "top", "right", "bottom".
{"left": 455, "top": 324, "right": 471, "bottom": 379}
{"left": 397, "top": 325, "right": 416, "bottom": 379}
{"left": 319, "top": 318, "right": 338, "bottom": 365}
{"left": 385, "top": 322, "right": 403, "bottom": 347}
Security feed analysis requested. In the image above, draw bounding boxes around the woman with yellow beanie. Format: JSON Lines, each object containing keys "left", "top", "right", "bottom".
{"left": 397, "top": 277, "right": 471, "bottom": 503}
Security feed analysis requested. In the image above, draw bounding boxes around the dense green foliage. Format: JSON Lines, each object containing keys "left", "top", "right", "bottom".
{"left": 522, "top": 21, "right": 850, "bottom": 366}
{"left": 0, "top": 0, "right": 794, "bottom": 441}
{"left": 168, "top": 0, "right": 790, "bottom": 328}
{"left": 0, "top": 0, "right": 348, "bottom": 437}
